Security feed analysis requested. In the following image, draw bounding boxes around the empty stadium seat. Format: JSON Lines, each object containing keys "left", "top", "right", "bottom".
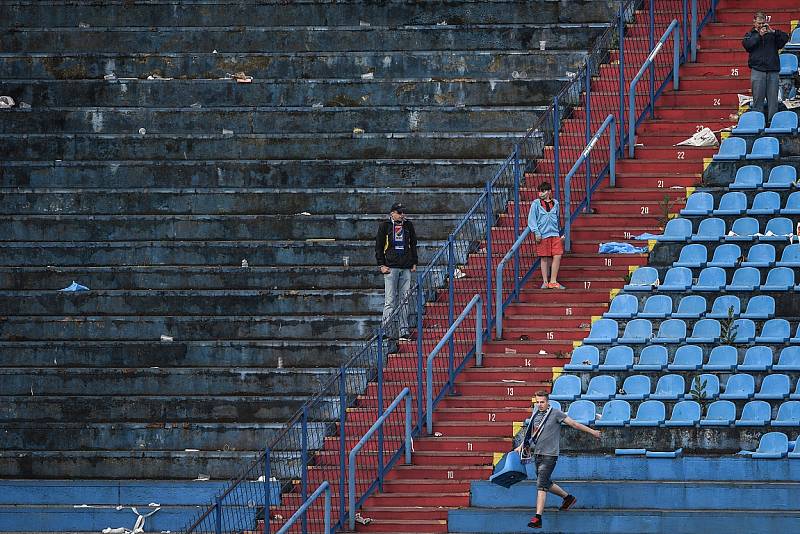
{"left": 690, "top": 373, "right": 721, "bottom": 399}
{"left": 781, "top": 192, "right": 800, "bottom": 216}
{"left": 720, "top": 374, "right": 755, "bottom": 400}
{"left": 638, "top": 295, "right": 673, "bottom": 318}
{"left": 764, "top": 164, "right": 797, "bottom": 189}
{"left": 563, "top": 345, "right": 600, "bottom": 371}
{"left": 761, "top": 217, "right": 794, "bottom": 241}
{"left": 777, "top": 244, "right": 800, "bottom": 267}
{"left": 704, "top": 345, "right": 738, "bottom": 371}
{"left": 729, "top": 165, "right": 762, "bottom": 189}
{"left": 739, "top": 346, "right": 774, "bottom": 372}
{"left": 726, "top": 217, "right": 759, "bottom": 241}
{"left": 633, "top": 345, "right": 668, "bottom": 371}
{"left": 686, "top": 319, "right": 721, "bottom": 344}
{"left": 713, "top": 192, "right": 747, "bottom": 215}
{"left": 673, "top": 243, "right": 708, "bottom": 268}
{"left": 755, "top": 318, "right": 791, "bottom": 344}
{"left": 707, "top": 295, "right": 741, "bottom": 319}
{"left": 748, "top": 192, "right": 781, "bottom": 215}
{"left": 624, "top": 266, "right": 659, "bottom": 291}
{"left": 741, "top": 295, "right": 775, "bottom": 320}
{"left": 653, "top": 319, "right": 686, "bottom": 344}
{"left": 629, "top": 400, "right": 665, "bottom": 426}
{"left": 617, "top": 375, "right": 651, "bottom": 400}
{"left": 732, "top": 319, "right": 757, "bottom": 344}
{"left": 699, "top": 400, "right": 736, "bottom": 426}
{"left": 599, "top": 345, "right": 634, "bottom": 371}
{"left": 774, "top": 346, "right": 800, "bottom": 371}
{"left": 605, "top": 294, "right": 639, "bottom": 319}
{"left": 549, "top": 375, "right": 582, "bottom": 401}
{"left": 731, "top": 111, "right": 765, "bottom": 135}
{"left": 772, "top": 401, "right": 800, "bottom": 427}
{"left": 618, "top": 319, "right": 653, "bottom": 344}
{"left": 713, "top": 137, "right": 747, "bottom": 161}
{"left": 786, "top": 27, "right": 800, "bottom": 50}
{"left": 706, "top": 243, "right": 741, "bottom": 268}
{"left": 668, "top": 344, "right": 703, "bottom": 371}
{"left": 691, "top": 267, "right": 726, "bottom": 292}
{"left": 751, "top": 432, "right": 789, "bottom": 458}
{"left": 761, "top": 267, "right": 795, "bottom": 291}
{"left": 735, "top": 400, "right": 772, "bottom": 426}
{"left": 792, "top": 380, "right": 800, "bottom": 400}
{"left": 582, "top": 375, "right": 617, "bottom": 401}
{"left": 765, "top": 112, "right": 799, "bottom": 136}
{"left": 658, "top": 267, "right": 692, "bottom": 292}
{"left": 651, "top": 374, "right": 685, "bottom": 400}
{"left": 745, "top": 137, "right": 779, "bottom": 160}
{"left": 657, "top": 218, "right": 692, "bottom": 242}
{"left": 595, "top": 399, "right": 631, "bottom": 426}
{"left": 680, "top": 192, "right": 714, "bottom": 216}
{"left": 754, "top": 374, "right": 791, "bottom": 400}
{"left": 665, "top": 400, "right": 701, "bottom": 427}
{"left": 566, "top": 399, "right": 596, "bottom": 425}
{"left": 725, "top": 267, "right": 760, "bottom": 291}
{"left": 779, "top": 53, "right": 798, "bottom": 76}
{"left": 741, "top": 243, "right": 776, "bottom": 267}
{"left": 584, "top": 318, "right": 618, "bottom": 344}
{"left": 691, "top": 218, "right": 726, "bottom": 242}
{"left": 673, "top": 295, "right": 707, "bottom": 319}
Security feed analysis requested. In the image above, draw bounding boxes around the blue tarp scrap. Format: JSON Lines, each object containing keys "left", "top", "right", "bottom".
{"left": 59, "top": 281, "right": 89, "bottom": 292}
{"left": 599, "top": 242, "right": 649, "bottom": 254}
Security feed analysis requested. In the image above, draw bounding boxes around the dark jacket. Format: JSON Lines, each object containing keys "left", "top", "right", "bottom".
{"left": 742, "top": 28, "right": 790, "bottom": 72}
{"left": 375, "top": 219, "right": 418, "bottom": 269}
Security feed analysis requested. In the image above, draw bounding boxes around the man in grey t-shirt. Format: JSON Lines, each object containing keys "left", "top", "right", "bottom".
{"left": 514, "top": 390, "right": 601, "bottom": 529}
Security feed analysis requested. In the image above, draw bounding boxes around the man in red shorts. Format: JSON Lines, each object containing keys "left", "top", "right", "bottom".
{"left": 527, "top": 182, "right": 565, "bottom": 289}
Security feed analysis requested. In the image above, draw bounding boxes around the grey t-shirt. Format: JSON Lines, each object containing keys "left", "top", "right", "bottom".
{"left": 528, "top": 407, "right": 568, "bottom": 456}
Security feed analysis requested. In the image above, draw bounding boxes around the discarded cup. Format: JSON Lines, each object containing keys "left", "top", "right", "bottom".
{"left": 160, "top": 335, "right": 174, "bottom": 342}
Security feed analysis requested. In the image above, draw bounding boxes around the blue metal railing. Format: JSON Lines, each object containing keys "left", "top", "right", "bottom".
{"left": 276, "top": 482, "right": 331, "bottom": 534}
{"left": 494, "top": 228, "right": 530, "bottom": 341}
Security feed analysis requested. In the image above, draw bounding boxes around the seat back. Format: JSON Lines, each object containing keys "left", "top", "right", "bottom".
{"left": 742, "top": 345, "right": 773, "bottom": 368}
{"left": 696, "top": 373, "right": 721, "bottom": 397}
{"left": 765, "top": 217, "right": 793, "bottom": 236}
{"left": 705, "top": 400, "right": 735, "bottom": 421}
{"left": 779, "top": 243, "right": 800, "bottom": 263}
{"left": 622, "top": 375, "right": 651, "bottom": 396}
{"left": 730, "top": 217, "right": 759, "bottom": 236}
{"left": 718, "top": 136, "right": 747, "bottom": 158}
{"left": 604, "top": 345, "right": 634, "bottom": 367}
{"left": 777, "top": 346, "right": 800, "bottom": 368}
{"left": 749, "top": 137, "right": 779, "bottom": 158}
{"left": 717, "top": 192, "right": 747, "bottom": 213}
{"left": 683, "top": 192, "right": 713, "bottom": 214}
{"left": 569, "top": 345, "right": 600, "bottom": 366}
{"left": 767, "top": 164, "right": 797, "bottom": 185}
{"left": 657, "top": 318, "right": 686, "bottom": 338}
{"left": 710, "top": 295, "right": 740, "bottom": 316}
{"left": 734, "top": 111, "right": 765, "bottom": 133}
{"left": 707, "top": 345, "right": 737, "bottom": 368}
{"left": 642, "top": 295, "right": 672, "bottom": 315}
{"left": 655, "top": 374, "right": 685, "bottom": 397}
{"left": 676, "top": 244, "right": 707, "bottom": 266}
{"left": 780, "top": 53, "right": 798, "bottom": 75}
{"left": 690, "top": 319, "right": 721, "bottom": 339}
{"left": 588, "top": 318, "right": 618, "bottom": 340}
{"left": 732, "top": 319, "right": 756, "bottom": 342}
{"left": 601, "top": 399, "right": 631, "bottom": 421}
{"left": 628, "top": 266, "right": 659, "bottom": 286}
{"left": 567, "top": 399, "right": 596, "bottom": 423}
{"left": 663, "top": 218, "right": 692, "bottom": 239}
{"left": 662, "top": 267, "right": 692, "bottom": 288}
{"left": 697, "top": 217, "right": 726, "bottom": 238}
{"left": 623, "top": 319, "right": 653, "bottom": 339}
{"left": 673, "top": 345, "right": 702, "bottom": 367}
{"left": 709, "top": 243, "right": 741, "bottom": 265}
{"left": 730, "top": 267, "right": 760, "bottom": 288}
{"left": 638, "top": 345, "right": 668, "bottom": 367}
{"left": 745, "top": 243, "right": 776, "bottom": 263}
{"left": 670, "top": 400, "right": 701, "bottom": 423}
{"left": 744, "top": 295, "right": 775, "bottom": 317}
{"left": 608, "top": 294, "right": 638, "bottom": 316}
{"left": 551, "top": 375, "right": 581, "bottom": 397}
{"left": 740, "top": 400, "right": 771, "bottom": 422}
{"left": 635, "top": 400, "right": 665, "bottom": 422}
{"left": 756, "top": 432, "right": 789, "bottom": 454}
{"left": 586, "top": 375, "right": 616, "bottom": 396}
{"left": 751, "top": 192, "right": 780, "bottom": 212}
{"left": 760, "top": 318, "right": 791, "bottom": 338}
{"left": 733, "top": 165, "right": 762, "bottom": 186}
{"left": 725, "top": 374, "right": 755, "bottom": 395}
{"left": 776, "top": 401, "right": 800, "bottom": 423}
{"left": 759, "top": 374, "right": 791, "bottom": 396}
{"left": 676, "top": 295, "right": 706, "bottom": 316}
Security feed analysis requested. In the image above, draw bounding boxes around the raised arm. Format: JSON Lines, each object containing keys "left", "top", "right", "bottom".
{"left": 563, "top": 416, "right": 601, "bottom": 439}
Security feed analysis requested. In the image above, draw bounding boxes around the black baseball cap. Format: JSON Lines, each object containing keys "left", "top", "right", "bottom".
{"left": 390, "top": 202, "right": 405, "bottom": 213}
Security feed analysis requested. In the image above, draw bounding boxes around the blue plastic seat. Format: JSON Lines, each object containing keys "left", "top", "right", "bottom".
{"left": 668, "top": 344, "right": 703, "bottom": 371}
{"left": 629, "top": 399, "right": 665, "bottom": 427}
{"left": 638, "top": 295, "right": 673, "bottom": 319}
{"left": 564, "top": 345, "right": 600, "bottom": 371}
{"left": 786, "top": 27, "right": 800, "bottom": 50}
{"left": 764, "top": 164, "right": 797, "bottom": 189}
{"left": 780, "top": 53, "right": 798, "bottom": 76}
{"left": 657, "top": 267, "right": 692, "bottom": 292}
{"left": 566, "top": 399, "right": 596, "bottom": 425}
{"left": 691, "top": 218, "right": 725, "bottom": 242}
{"left": 725, "top": 217, "right": 759, "bottom": 242}
{"left": 780, "top": 192, "right": 800, "bottom": 216}
{"left": 657, "top": 218, "right": 692, "bottom": 242}
{"left": 731, "top": 111, "right": 765, "bottom": 135}
{"left": 624, "top": 266, "right": 659, "bottom": 292}
{"left": 713, "top": 192, "right": 747, "bottom": 216}
{"left": 595, "top": 399, "right": 631, "bottom": 427}
{"left": 738, "top": 346, "right": 774, "bottom": 372}
{"left": 665, "top": 400, "right": 701, "bottom": 427}
{"left": 673, "top": 244, "right": 707, "bottom": 268}
{"left": 652, "top": 319, "right": 686, "bottom": 344}
{"left": 774, "top": 346, "right": 800, "bottom": 372}
{"left": 704, "top": 345, "right": 738, "bottom": 371}
{"left": 605, "top": 294, "right": 639, "bottom": 319}
{"left": 618, "top": 319, "right": 653, "bottom": 344}
{"left": 651, "top": 374, "right": 685, "bottom": 400}
{"left": 680, "top": 192, "right": 714, "bottom": 216}
{"left": 750, "top": 432, "right": 789, "bottom": 458}
{"left": 699, "top": 400, "right": 736, "bottom": 426}
{"left": 761, "top": 217, "right": 794, "bottom": 241}
{"left": 599, "top": 345, "right": 634, "bottom": 371}
{"left": 772, "top": 401, "right": 800, "bottom": 426}
{"left": 729, "top": 165, "right": 763, "bottom": 189}
{"left": 548, "top": 400, "right": 562, "bottom": 412}
{"left": 707, "top": 295, "right": 741, "bottom": 319}
{"left": 741, "top": 295, "right": 775, "bottom": 320}
{"left": 761, "top": 267, "right": 795, "bottom": 291}
{"left": 735, "top": 400, "right": 772, "bottom": 426}
{"left": 755, "top": 318, "right": 791, "bottom": 344}
{"left": 633, "top": 345, "right": 668, "bottom": 371}
{"left": 748, "top": 192, "right": 781, "bottom": 216}
{"left": 792, "top": 380, "right": 800, "bottom": 400}
{"left": 584, "top": 318, "right": 618, "bottom": 344}
{"left": 617, "top": 375, "right": 651, "bottom": 400}
{"left": 713, "top": 136, "right": 747, "bottom": 161}
{"left": 689, "top": 373, "right": 720, "bottom": 399}
{"left": 725, "top": 267, "right": 760, "bottom": 291}
{"left": 732, "top": 318, "right": 757, "bottom": 344}
{"left": 706, "top": 243, "right": 741, "bottom": 268}
{"left": 766, "top": 112, "right": 799, "bottom": 136}
{"left": 672, "top": 295, "right": 707, "bottom": 319}
{"left": 686, "top": 318, "right": 721, "bottom": 344}
{"left": 691, "top": 266, "right": 726, "bottom": 292}
{"left": 550, "top": 375, "right": 582, "bottom": 401}
{"left": 582, "top": 375, "right": 617, "bottom": 401}
{"left": 754, "top": 374, "right": 791, "bottom": 400}
{"left": 745, "top": 136, "right": 779, "bottom": 160}
{"left": 720, "top": 374, "right": 755, "bottom": 400}
{"left": 741, "top": 243, "right": 776, "bottom": 267}
{"left": 777, "top": 244, "right": 800, "bottom": 267}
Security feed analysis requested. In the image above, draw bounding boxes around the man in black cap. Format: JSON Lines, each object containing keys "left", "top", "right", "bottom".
{"left": 375, "top": 202, "right": 418, "bottom": 343}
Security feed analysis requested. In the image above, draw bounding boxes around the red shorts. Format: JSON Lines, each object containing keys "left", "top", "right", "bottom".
{"left": 536, "top": 235, "right": 564, "bottom": 257}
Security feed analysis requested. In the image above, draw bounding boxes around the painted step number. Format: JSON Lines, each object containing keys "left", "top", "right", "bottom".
{"left": 677, "top": 151, "right": 685, "bottom": 160}
{"left": 488, "top": 413, "right": 496, "bottom": 422}
{"left": 731, "top": 68, "right": 739, "bottom": 77}
{"left": 507, "top": 387, "right": 514, "bottom": 396}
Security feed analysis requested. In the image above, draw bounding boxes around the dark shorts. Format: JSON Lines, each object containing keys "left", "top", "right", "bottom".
{"left": 536, "top": 236, "right": 564, "bottom": 257}
{"left": 534, "top": 454, "right": 558, "bottom": 490}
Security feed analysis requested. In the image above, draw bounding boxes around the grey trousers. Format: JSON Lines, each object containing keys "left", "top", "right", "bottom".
{"left": 382, "top": 268, "right": 411, "bottom": 338}
{"left": 751, "top": 69, "right": 780, "bottom": 122}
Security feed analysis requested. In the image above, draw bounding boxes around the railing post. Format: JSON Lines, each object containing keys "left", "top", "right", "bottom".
{"left": 415, "top": 274, "right": 424, "bottom": 430}
{"left": 649, "top": 0, "right": 655, "bottom": 119}
{"left": 484, "top": 185, "right": 493, "bottom": 335}
{"left": 565, "top": 168, "right": 573, "bottom": 253}
{"left": 338, "top": 367, "right": 347, "bottom": 524}
{"left": 628, "top": 80, "right": 637, "bottom": 159}
{"left": 475, "top": 298, "right": 483, "bottom": 367}
{"left": 405, "top": 394, "right": 413, "bottom": 465}
{"left": 674, "top": 25, "right": 681, "bottom": 91}
{"left": 324, "top": 485, "right": 331, "bottom": 534}
{"left": 610, "top": 118, "right": 617, "bottom": 188}
{"left": 301, "top": 405, "right": 308, "bottom": 534}
{"left": 691, "top": 0, "right": 698, "bottom": 62}
{"left": 552, "top": 95, "right": 560, "bottom": 202}
{"left": 376, "top": 328, "right": 384, "bottom": 492}
{"left": 584, "top": 57, "right": 592, "bottom": 212}
{"left": 447, "top": 236, "right": 455, "bottom": 392}
{"left": 618, "top": 5, "right": 626, "bottom": 157}
{"left": 512, "top": 146, "right": 521, "bottom": 300}
{"left": 711, "top": 0, "right": 717, "bottom": 23}
{"left": 264, "top": 448, "right": 271, "bottom": 534}
{"left": 682, "top": 0, "right": 689, "bottom": 61}
{"left": 214, "top": 498, "right": 222, "bottom": 534}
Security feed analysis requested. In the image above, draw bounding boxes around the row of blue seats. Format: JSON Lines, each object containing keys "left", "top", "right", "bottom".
{"left": 732, "top": 111, "right": 799, "bottom": 135}
{"left": 713, "top": 136, "right": 780, "bottom": 161}
{"left": 673, "top": 243, "right": 800, "bottom": 269}
{"left": 606, "top": 294, "right": 774, "bottom": 320}
{"left": 684, "top": 190, "right": 800, "bottom": 219}
{"left": 785, "top": 28, "right": 800, "bottom": 51}
{"left": 740, "top": 432, "right": 800, "bottom": 459}
{"left": 625, "top": 265, "right": 800, "bottom": 292}
{"left": 564, "top": 398, "right": 800, "bottom": 428}
{"left": 551, "top": 373, "right": 800, "bottom": 402}
{"left": 658, "top": 216, "right": 795, "bottom": 242}
{"left": 565, "top": 344, "right": 800, "bottom": 372}
{"left": 725, "top": 165, "right": 797, "bottom": 191}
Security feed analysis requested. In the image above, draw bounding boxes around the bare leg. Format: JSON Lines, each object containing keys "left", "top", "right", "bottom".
{"left": 549, "top": 254, "right": 562, "bottom": 284}
{"left": 540, "top": 257, "right": 552, "bottom": 285}
{"left": 548, "top": 483, "right": 568, "bottom": 498}
{"left": 536, "top": 489, "right": 547, "bottom": 515}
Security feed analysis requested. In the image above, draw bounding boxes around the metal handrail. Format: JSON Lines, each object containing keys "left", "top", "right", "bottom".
{"left": 627, "top": 19, "right": 681, "bottom": 158}
{"left": 348, "top": 387, "right": 413, "bottom": 531}
{"left": 276, "top": 481, "right": 331, "bottom": 534}
{"left": 426, "top": 294, "right": 483, "bottom": 435}
{"left": 494, "top": 228, "right": 531, "bottom": 340}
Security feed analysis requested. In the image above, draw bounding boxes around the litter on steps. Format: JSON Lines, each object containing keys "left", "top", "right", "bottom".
{"left": 0, "top": 96, "right": 14, "bottom": 109}
{"left": 59, "top": 281, "right": 89, "bottom": 292}
{"left": 675, "top": 127, "right": 718, "bottom": 147}
{"left": 102, "top": 504, "right": 160, "bottom": 534}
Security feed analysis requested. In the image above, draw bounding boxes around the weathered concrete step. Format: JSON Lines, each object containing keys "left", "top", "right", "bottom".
{"left": 2, "top": 187, "right": 483, "bottom": 215}
{"left": 1, "top": 395, "right": 340, "bottom": 423}
{"left": 0, "top": 240, "right": 445, "bottom": 267}
{"left": 3, "top": 0, "right": 620, "bottom": 27}
{"left": 0, "top": 106, "right": 543, "bottom": 135}
{"left": 0, "top": 50, "right": 588, "bottom": 80}
{"left": 0, "top": 340, "right": 362, "bottom": 368}
{"left": 2, "top": 78, "right": 567, "bottom": 108}
{"left": 0, "top": 367, "right": 366, "bottom": 396}
{"left": 1, "top": 24, "right": 608, "bottom": 53}
{"left": 0, "top": 266, "right": 385, "bottom": 290}
{"left": 1, "top": 314, "right": 381, "bottom": 341}
{"left": 0, "top": 159, "right": 502, "bottom": 189}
